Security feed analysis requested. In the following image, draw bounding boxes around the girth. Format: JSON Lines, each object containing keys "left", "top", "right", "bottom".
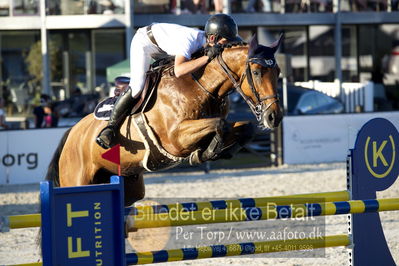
{"left": 133, "top": 113, "right": 189, "bottom": 172}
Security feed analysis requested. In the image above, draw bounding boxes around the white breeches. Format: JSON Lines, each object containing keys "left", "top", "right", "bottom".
{"left": 129, "top": 27, "right": 165, "bottom": 98}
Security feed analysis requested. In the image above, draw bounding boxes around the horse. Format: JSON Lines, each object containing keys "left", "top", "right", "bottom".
{"left": 45, "top": 35, "right": 283, "bottom": 206}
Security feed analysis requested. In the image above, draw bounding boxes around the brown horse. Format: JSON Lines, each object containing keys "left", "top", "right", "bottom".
{"left": 46, "top": 35, "right": 283, "bottom": 206}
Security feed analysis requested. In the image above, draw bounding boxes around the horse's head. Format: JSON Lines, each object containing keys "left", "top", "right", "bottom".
{"left": 198, "top": 35, "right": 283, "bottom": 129}
{"left": 240, "top": 34, "right": 283, "bottom": 129}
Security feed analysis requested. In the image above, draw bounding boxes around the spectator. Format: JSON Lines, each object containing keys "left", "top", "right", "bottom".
{"left": 44, "top": 104, "right": 52, "bottom": 128}
{"left": 51, "top": 103, "right": 59, "bottom": 127}
{"left": 194, "top": 0, "right": 207, "bottom": 13}
{"left": 88, "top": 0, "right": 99, "bottom": 14}
{"left": 213, "top": 0, "right": 223, "bottom": 13}
{"left": 2, "top": 80, "right": 12, "bottom": 115}
{"left": 44, "top": 103, "right": 57, "bottom": 128}
{"left": 99, "top": 0, "right": 116, "bottom": 14}
{"left": 0, "top": 97, "right": 8, "bottom": 130}
{"left": 44, "top": 102, "right": 59, "bottom": 128}
{"left": 173, "top": 0, "right": 206, "bottom": 14}
{"left": 246, "top": 0, "right": 272, "bottom": 12}
{"left": 33, "top": 94, "right": 49, "bottom": 128}
{"left": 182, "top": 0, "right": 207, "bottom": 14}
{"left": 72, "top": 87, "right": 82, "bottom": 96}
{"left": 70, "top": 87, "right": 85, "bottom": 116}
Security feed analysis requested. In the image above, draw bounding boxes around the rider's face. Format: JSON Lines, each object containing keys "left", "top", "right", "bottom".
{"left": 217, "top": 38, "right": 228, "bottom": 45}
{"left": 207, "top": 35, "right": 228, "bottom": 46}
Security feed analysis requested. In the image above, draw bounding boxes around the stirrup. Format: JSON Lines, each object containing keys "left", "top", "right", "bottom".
{"left": 96, "top": 127, "right": 115, "bottom": 149}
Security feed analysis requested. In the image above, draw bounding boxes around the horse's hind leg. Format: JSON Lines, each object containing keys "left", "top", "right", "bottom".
{"left": 92, "top": 168, "right": 145, "bottom": 207}
{"left": 59, "top": 150, "right": 96, "bottom": 187}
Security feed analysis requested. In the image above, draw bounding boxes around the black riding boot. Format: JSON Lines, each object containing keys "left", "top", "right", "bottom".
{"left": 96, "top": 88, "right": 137, "bottom": 149}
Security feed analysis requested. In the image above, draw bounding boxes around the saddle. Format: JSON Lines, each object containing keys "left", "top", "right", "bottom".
{"left": 135, "top": 55, "right": 175, "bottom": 114}
{"left": 94, "top": 56, "right": 175, "bottom": 120}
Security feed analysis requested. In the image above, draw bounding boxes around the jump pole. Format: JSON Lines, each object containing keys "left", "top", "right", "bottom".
{"left": 125, "top": 234, "right": 350, "bottom": 265}
{"left": 4, "top": 190, "right": 349, "bottom": 229}
{"left": 125, "top": 197, "right": 399, "bottom": 229}
{"left": 11, "top": 234, "right": 351, "bottom": 266}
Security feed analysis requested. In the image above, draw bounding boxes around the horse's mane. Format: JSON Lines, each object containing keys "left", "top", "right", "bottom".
{"left": 221, "top": 41, "right": 248, "bottom": 48}
{"left": 192, "top": 41, "right": 248, "bottom": 59}
{"left": 219, "top": 41, "right": 248, "bottom": 49}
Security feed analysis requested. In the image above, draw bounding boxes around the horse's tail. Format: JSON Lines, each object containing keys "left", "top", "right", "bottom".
{"left": 45, "top": 128, "right": 72, "bottom": 187}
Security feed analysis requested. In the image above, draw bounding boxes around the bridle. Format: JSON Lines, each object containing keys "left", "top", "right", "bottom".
{"left": 216, "top": 54, "right": 279, "bottom": 122}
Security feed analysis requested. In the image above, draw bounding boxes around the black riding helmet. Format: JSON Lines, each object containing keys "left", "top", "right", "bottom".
{"left": 205, "top": 14, "right": 242, "bottom": 43}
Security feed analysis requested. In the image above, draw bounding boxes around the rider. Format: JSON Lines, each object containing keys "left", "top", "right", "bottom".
{"left": 96, "top": 14, "right": 242, "bottom": 149}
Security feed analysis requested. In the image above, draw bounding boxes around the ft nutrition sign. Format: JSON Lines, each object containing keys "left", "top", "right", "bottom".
{"left": 41, "top": 176, "right": 125, "bottom": 266}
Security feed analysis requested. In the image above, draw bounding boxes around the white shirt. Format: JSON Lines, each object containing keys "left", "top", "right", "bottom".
{"left": 151, "top": 23, "right": 206, "bottom": 59}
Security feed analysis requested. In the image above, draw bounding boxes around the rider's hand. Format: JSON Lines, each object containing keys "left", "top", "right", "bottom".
{"left": 206, "top": 44, "right": 223, "bottom": 62}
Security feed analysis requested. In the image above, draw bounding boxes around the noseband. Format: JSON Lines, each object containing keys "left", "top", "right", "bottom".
{"left": 216, "top": 54, "right": 279, "bottom": 122}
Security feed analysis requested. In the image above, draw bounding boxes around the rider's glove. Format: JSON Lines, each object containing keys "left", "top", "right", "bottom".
{"left": 206, "top": 44, "right": 223, "bottom": 63}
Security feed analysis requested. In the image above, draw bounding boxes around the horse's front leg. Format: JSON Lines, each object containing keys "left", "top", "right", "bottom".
{"left": 172, "top": 117, "right": 225, "bottom": 153}
{"left": 216, "top": 121, "right": 256, "bottom": 160}
{"left": 172, "top": 118, "right": 254, "bottom": 164}
{"left": 171, "top": 117, "right": 232, "bottom": 164}
{"left": 191, "top": 120, "right": 255, "bottom": 163}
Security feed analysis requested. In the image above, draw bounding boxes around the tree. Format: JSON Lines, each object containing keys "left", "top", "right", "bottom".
{"left": 24, "top": 40, "right": 61, "bottom": 87}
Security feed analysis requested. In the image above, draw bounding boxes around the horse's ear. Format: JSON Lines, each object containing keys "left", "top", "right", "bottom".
{"left": 269, "top": 33, "right": 284, "bottom": 53}
{"left": 248, "top": 34, "right": 259, "bottom": 57}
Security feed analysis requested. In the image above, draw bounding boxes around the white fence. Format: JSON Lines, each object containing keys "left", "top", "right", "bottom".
{"left": 295, "top": 81, "right": 374, "bottom": 113}
{"left": 0, "top": 128, "right": 68, "bottom": 184}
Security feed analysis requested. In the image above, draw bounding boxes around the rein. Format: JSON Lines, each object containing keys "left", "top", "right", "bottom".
{"left": 191, "top": 75, "right": 218, "bottom": 101}
{"left": 216, "top": 54, "right": 279, "bottom": 122}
